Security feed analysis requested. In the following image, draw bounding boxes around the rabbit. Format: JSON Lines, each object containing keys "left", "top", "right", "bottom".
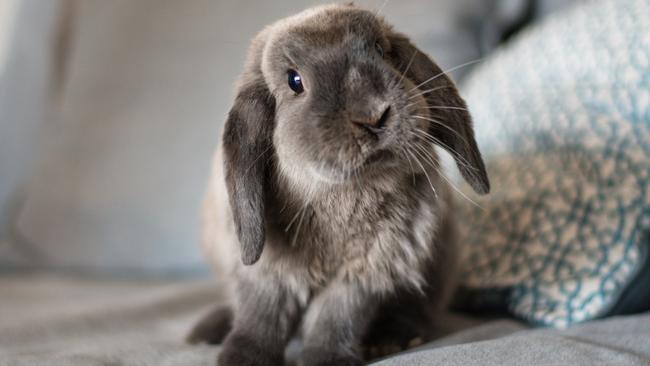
{"left": 187, "top": 3, "right": 490, "bottom": 366}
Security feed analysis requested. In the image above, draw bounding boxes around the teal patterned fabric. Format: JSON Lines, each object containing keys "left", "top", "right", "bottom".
{"left": 458, "top": 0, "right": 650, "bottom": 327}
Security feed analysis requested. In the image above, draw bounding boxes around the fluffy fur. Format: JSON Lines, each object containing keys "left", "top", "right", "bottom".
{"left": 189, "top": 4, "right": 490, "bottom": 366}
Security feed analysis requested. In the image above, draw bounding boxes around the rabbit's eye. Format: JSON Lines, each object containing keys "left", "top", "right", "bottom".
{"left": 287, "top": 69, "right": 304, "bottom": 94}
{"left": 374, "top": 42, "right": 384, "bottom": 57}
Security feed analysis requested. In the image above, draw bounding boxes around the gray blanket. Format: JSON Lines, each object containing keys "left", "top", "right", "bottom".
{"left": 1, "top": 274, "right": 648, "bottom": 366}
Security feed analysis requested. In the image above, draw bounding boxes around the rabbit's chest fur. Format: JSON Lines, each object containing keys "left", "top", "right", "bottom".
{"left": 263, "top": 170, "right": 447, "bottom": 295}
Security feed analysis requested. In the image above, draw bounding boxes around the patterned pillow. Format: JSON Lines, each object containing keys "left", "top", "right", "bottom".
{"left": 457, "top": 0, "right": 650, "bottom": 327}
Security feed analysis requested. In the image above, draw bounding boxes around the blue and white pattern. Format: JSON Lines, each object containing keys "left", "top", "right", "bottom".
{"left": 458, "top": 0, "right": 650, "bottom": 327}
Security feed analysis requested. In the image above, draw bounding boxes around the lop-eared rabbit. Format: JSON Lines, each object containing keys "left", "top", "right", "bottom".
{"left": 188, "top": 4, "right": 489, "bottom": 366}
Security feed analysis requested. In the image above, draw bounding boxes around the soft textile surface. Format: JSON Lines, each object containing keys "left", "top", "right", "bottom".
{"left": 376, "top": 314, "right": 650, "bottom": 366}
{"left": 458, "top": 0, "right": 650, "bottom": 327}
{"left": 0, "top": 274, "right": 221, "bottom": 365}
{"left": 1, "top": 274, "right": 649, "bottom": 366}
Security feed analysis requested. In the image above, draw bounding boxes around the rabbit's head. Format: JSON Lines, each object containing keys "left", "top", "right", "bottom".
{"left": 222, "top": 4, "right": 489, "bottom": 265}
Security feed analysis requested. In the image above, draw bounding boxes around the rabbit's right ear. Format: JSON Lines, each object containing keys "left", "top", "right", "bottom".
{"left": 222, "top": 69, "right": 275, "bottom": 266}
{"left": 387, "top": 31, "right": 490, "bottom": 194}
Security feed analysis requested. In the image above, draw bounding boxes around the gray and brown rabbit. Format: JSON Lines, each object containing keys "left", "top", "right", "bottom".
{"left": 188, "top": 4, "right": 490, "bottom": 366}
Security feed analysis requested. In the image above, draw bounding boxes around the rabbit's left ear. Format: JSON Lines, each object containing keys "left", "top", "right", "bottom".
{"left": 387, "top": 32, "right": 490, "bottom": 194}
{"left": 222, "top": 73, "right": 275, "bottom": 265}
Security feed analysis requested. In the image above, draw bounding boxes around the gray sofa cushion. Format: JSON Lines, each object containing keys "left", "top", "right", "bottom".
{"left": 0, "top": 274, "right": 648, "bottom": 366}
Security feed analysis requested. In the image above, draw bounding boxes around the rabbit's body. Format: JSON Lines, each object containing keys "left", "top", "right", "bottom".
{"left": 190, "top": 4, "right": 489, "bottom": 366}
{"left": 204, "top": 146, "right": 453, "bottom": 297}
{"left": 201, "top": 145, "right": 458, "bottom": 360}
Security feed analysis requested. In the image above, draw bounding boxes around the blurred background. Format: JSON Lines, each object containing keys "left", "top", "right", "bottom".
{"left": 0, "top": 0, "right": 579, "bottom": 277}
{"left": 2, "top": 1, "right": 650, "bottom": 364}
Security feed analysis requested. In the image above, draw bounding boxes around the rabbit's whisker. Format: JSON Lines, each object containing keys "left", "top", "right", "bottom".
{"left": 407, "top": 85, "right": 449, "bottom": 101}
{"left": 407, "top": 58, "right": 483, "bottom": 93}
{"left": 410, "top": 128, "right": 483, "bottom": 187}
{"left": 398, "top": 145, "right": 417, "bottom": 186}
{"left": 403, "top": 101, "right": 419, "bottom": 110}
{"left": 409, "top": 129, "right": 478, "bottom": 173}
{"left": 246, "top": 145, "right": 273, "bottom": 173}
{"left": 395, "top": 49, "right": 418, "bottom": 87}
{"left": 285, "top": 203, "right": 305, "bottom": 233}
{"left": 420, "top": 105, "right": 468, "bottom": 111}
{"left": 290, "top": 176, "right": 317, "bottom": 246}
{"left": 410, "top": 141, "right": 484, "bottom": 210}
{"left": 411, "top": 115, "right": 470, "bottom": 146}
{"left": 291, "top": 202, "right": 308, "bottom": 246}
{"left": 403, "top": 145, "right": 437, "bottom": 198}
{"left": 412, "top": 131, "right": 478, "bottom": 186}
{"left": 284, "top": 170, "right": 316, "bottom": 234}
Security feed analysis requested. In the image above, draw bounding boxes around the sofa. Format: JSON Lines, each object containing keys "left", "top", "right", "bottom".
{"left": 1, "top": 1, "right": 648, "bottom": 365}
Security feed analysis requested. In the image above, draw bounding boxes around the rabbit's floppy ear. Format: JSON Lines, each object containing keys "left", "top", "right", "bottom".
{"left": 222, "top": 54, "right": 275, "bottom": 265}
{"left": 388, "top": 32, "right": 490, "bottom": 194}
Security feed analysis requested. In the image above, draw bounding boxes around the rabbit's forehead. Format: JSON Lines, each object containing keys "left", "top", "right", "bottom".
{"left": 269, "top": 7, "right": 383, "bottom": 55}
{"left": 260, "top": 6, "right": 388, "bottom": 90}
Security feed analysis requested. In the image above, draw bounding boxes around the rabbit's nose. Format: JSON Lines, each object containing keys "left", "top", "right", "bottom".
{"left": 350, "top": 105, "right": 391, "bottom": 135}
